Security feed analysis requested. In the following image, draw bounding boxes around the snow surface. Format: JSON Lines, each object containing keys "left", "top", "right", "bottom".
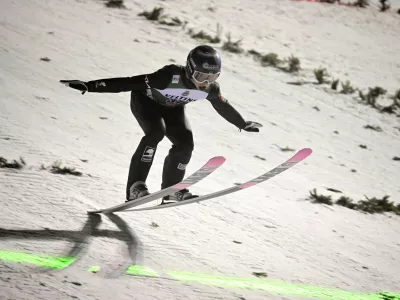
{"left": 1, "top": 0, "right": 400, "bottom": 299}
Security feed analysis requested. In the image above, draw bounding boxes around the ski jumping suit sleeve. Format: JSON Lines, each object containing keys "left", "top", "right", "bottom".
{"left": 206, "top": 82, "right": 247, "bottom": 130}
{"left": 82, "top": 67, "right": 172, "bottom": 93}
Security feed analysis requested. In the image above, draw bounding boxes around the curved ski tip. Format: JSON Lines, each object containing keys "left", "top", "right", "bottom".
{"left": 289, "top": 148, "right": 313, "bottom": 162}
{"left": 205, "top": 156, "right": 226, "bottom": 168}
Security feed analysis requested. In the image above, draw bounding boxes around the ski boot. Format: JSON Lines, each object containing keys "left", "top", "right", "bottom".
{"left": 161, "top": 189, "right": 198, "bottom": 205}
{"left": 126, "top": 181, "right": 150, "bottom": 203}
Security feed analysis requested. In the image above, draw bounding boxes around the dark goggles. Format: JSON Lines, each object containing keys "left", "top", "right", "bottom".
{"left": 191, "top": 70, "right": 220, "bottom": 84}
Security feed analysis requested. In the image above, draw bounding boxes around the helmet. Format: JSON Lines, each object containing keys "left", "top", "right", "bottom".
{"left": 186, "top": 45, "right": 221, "bottom": 84}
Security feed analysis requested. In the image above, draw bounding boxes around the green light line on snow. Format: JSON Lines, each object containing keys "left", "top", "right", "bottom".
{"left": 0, "top": 250, "right": 75, "bottom": 269}
{"left": 126, "top": 265, "right": 159, "bottom": 277}
{"left": 1, "top": 250, "right": 399, "bottom": 300}
{"left": 88, "top": 265, "right": 101, "bottom": 273}
{"left": 164, "top": 270, "right": 399, "bottom": 300}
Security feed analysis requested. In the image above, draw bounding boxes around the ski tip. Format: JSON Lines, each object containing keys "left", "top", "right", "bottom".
{"left": 289, "top": 148, "right": 313, "bottom": 162}
{"left": 205, "top": 156, "right": 226, "bottom": 168}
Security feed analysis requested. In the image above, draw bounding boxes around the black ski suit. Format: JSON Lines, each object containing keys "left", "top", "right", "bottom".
{"left": 64, "top": 64, "right": 255, "bottom": 200}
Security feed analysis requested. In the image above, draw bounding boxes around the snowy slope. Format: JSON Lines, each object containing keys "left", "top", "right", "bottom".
{"left": 1, "top": 0, "right": 400, "bottom": 299}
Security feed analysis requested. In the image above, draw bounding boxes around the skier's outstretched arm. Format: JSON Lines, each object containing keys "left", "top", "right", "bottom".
{"left": 60, "top": 67, "right": 171, "bottom": 94}
{"left": 207, "top": 85, "right": 262, "bottom": 132}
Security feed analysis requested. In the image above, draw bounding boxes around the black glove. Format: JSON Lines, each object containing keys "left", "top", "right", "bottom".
{"left": 242, "top": 121, "right": 262, "bottom": 132}
{"left": 60, "top": 80, "right": 89, "bottom": 94}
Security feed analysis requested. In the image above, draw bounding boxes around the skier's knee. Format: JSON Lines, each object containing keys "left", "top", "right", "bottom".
{"left": 143, "top": 130, "right": 165, "bottom": 145}
{"left": 184, "top": 140, "right": 194, "bottom": 154}
{"left": 168, "top": 131, "right": 194, "bottom": 155}
{"left": 176, "top": 135, "right": 194, "bottom": 154}
{"left": 176, "top": 140, "right": 194, "bottom": 158}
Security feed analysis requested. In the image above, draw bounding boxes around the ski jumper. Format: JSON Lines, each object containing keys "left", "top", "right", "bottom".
{"left": 80, "top": 64, "right": 247, "bottom": 200}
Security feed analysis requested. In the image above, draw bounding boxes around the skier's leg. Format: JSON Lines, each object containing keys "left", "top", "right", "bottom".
{"left": 126, "top": 93, "right": 165, "bottom": 200}
{"left": 161, "top": 106, "right": 194, "bottom": 190}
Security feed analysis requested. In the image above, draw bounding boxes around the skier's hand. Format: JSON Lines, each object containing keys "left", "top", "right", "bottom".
{"left": 242, "top": 121, "right": 262, "bottom": 132}
{"left": 60, "top": 80, "right": 89, "bottom": 95}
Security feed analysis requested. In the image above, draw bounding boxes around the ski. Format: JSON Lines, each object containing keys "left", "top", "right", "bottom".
{"left": 87, "top": 156, "right": 226, "bottom": 214}
{"left": 121, "top": 148, "right": 312, "bottom": 212}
